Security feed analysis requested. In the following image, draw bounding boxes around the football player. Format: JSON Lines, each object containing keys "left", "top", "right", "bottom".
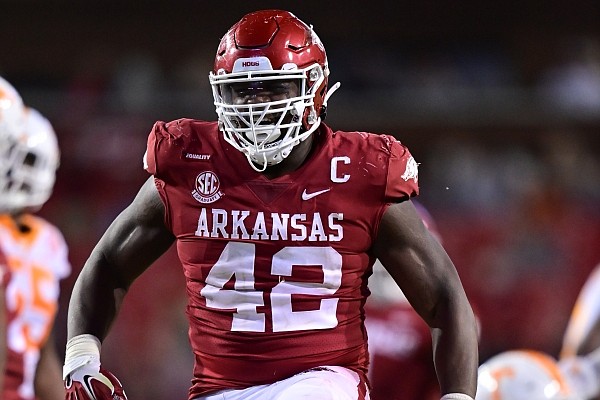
{"left": 475, "top": 263, "right": 600, "bottom": 400}
{"left": 558, "top": 262, "right": 600, "bottom": 400}
{"left": 63, "top": 9, "right": 478, "bottom": 400}
{"left": 0, "top": 77, "right": 71, "bottom": 400}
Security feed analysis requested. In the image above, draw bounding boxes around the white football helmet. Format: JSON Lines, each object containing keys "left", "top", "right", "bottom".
{"left": 476, "top": 350, "right": 578, "bottom": 400}
{"left": 0, "top": 106, "right": 60, "bottom": 213}
{"left": 0, "top": 76, "right": 25, "bottom": 138}
{"left": 209, "top": 10, "right": 340, "bottom": 171}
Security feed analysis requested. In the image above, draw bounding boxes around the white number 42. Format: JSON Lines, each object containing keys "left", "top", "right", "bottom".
{"left": 200, "top": 242, "right": 343, "bottom": 332}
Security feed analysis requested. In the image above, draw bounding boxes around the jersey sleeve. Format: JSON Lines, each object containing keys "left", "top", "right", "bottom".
{"left": 45, "top": 223, "right": 71, "bottom": 279}
{"left": 383, "top": 136, "right": 419, "bottom": 202}
{"left": 143, "top": 120, "right": 174, "bottom": 231}
{"left": 144, "top": 120, "right": 169, "bottom": 176}
{"left": 144, "top": 118, "right": 202, "bottom": 178}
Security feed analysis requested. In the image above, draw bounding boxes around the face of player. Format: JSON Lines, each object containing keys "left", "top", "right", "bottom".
{"left": 220, "top": 79, "right": 300, "bottom": 124}
{"left": 227, "top": 80, "right": 299, "bottom": 102}
{"left": 217, "top": 78, "right": 312, "bottom": 173}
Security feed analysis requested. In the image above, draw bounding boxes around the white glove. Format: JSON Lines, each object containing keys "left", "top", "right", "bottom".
{"left": 63, "top": 334, "right": 127, "bottom": 400}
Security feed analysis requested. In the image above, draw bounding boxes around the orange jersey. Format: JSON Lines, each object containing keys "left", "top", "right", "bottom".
{"left": 0, "top": 214, "right": 70, "bottom": 400}
{"left": 145, "top": 120, "right": 419, "bottom": 398}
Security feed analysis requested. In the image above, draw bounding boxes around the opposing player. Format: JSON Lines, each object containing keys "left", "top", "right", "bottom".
{"left": 63, "top": 9, "right": 479, "bottom": 400}
{"left": 558, "top": 262, "right": 600, "bottom": 400}
{"left": 0, "top": 77, "right": 71, "bottom": 400}
{"left": 475, "top": 263, "right": 600, "bottom": 400}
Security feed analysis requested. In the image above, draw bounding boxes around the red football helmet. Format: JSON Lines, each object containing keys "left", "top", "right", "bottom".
{"left": 209, "top": 10, "right": 339, "bottom": 170}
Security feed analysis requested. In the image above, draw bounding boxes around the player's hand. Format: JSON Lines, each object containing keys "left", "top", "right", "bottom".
{"left": 64, "top": 364, "right": 127, "bottom": 400}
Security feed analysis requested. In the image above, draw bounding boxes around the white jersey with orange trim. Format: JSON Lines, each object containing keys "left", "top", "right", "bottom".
{"left": 0, "top": 214, "right": 71, "bottom": 400}
{"left": 561, "top": 263, "right": 600, "bottom": 359}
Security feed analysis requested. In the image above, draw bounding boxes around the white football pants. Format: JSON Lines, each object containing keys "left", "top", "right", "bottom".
{"left": 193, "top": 366, "right": 370, "bottom": 400}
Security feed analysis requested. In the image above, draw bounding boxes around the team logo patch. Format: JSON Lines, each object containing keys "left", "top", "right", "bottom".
{"left": 401, "top": 156, "right": 419, "bottom": 182}
{"left": 192, "top": 171, "right": 224, "bottom": 204}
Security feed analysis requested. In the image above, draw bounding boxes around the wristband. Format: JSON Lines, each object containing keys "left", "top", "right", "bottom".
{"left": 440, "top": 394, "right": 474, "bottom": 400}
{"left": 63, "top": 334, "right": 102, "bottom": 379}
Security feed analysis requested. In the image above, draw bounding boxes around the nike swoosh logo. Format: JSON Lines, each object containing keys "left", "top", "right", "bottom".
{"left": 302, "top": 188, "right": 330, "bottom": 200}
{"left": 82, "top": 374, "right": 115, "bottom": 399}
{"left": 82, "top": 375, "right": 98, "bottom": 399}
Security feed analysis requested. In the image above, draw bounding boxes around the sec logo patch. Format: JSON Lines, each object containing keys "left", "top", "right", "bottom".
{"left": 192, "top": 171, "right": 224, "bottom": 204}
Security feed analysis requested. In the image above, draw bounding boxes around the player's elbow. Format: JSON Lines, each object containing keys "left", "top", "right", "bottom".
{"left": 429, "top": 285, "right": 476, "bottom": 333}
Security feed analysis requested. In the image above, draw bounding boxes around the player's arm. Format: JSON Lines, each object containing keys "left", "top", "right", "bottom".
{"left": 64, "top": 176, "right": 174, "bottom": 399}
{"left": 67, "top": 176, "right": 174, "bottom": 340}
{"left": 579, "top": 318, "right": 600, "bottom": 357}
{"left": 372, "top": 200, "right": 478, "bottom": 399}
{"left": 34, "top": 331, "right": 64, "bottom": 400}
{"left": 558, "top": 264, "right": 600, "bottom": 400}
{"left": 561, "top": 264, "right": 600, "bottom": 359}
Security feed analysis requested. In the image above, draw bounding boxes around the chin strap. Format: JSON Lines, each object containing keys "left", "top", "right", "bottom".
{"left": 323, "top": 82, "right": 341, "bottom": 108}
{"left": 248, "top": 152, "right": 269, "bottom": 172}
{"left": 319, "top": 81, "right": 341, "bottom": 120}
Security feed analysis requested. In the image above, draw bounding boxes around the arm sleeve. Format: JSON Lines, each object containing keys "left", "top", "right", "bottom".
{"left": 384, "top": 136, "right": 419, "bottom": 202}
{"left": 144, "top": 121, "right": 168, "bottom": 176}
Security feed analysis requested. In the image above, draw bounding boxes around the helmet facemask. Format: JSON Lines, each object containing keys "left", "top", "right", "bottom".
{"left": 210, "top": 57, "right": 327, "bottom": 171}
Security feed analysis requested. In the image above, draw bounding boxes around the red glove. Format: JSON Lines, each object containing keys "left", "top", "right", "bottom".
{"left": 65, "top": 366, "right": 127, "bottom": 400}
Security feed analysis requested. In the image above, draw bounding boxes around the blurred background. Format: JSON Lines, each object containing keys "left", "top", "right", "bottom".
{"left": 2, "top": 0, "right": 599, "bottom": 398}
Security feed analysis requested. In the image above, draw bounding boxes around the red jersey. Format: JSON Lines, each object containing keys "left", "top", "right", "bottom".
{"left": 365, "top": 301, "right": 439, "bottom": 400}
{"left": 145, "top": 119, "right": 419, "bottom": 398}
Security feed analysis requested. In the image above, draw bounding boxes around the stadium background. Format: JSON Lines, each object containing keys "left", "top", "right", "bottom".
{"left": 2, "top": 1, "right": 599, "bottom": 398}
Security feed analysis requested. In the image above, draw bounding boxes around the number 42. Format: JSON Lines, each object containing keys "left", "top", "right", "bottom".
{"left": 200, "top": 242, "right": 343, "bottom": 333}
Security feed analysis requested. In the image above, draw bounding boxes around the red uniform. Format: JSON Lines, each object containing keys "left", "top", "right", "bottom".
{"left": 145, "top": 119, "right": 419, "bottom": 398}
{"left": 365, "top": 301, "right": 438, "bottom": 400}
